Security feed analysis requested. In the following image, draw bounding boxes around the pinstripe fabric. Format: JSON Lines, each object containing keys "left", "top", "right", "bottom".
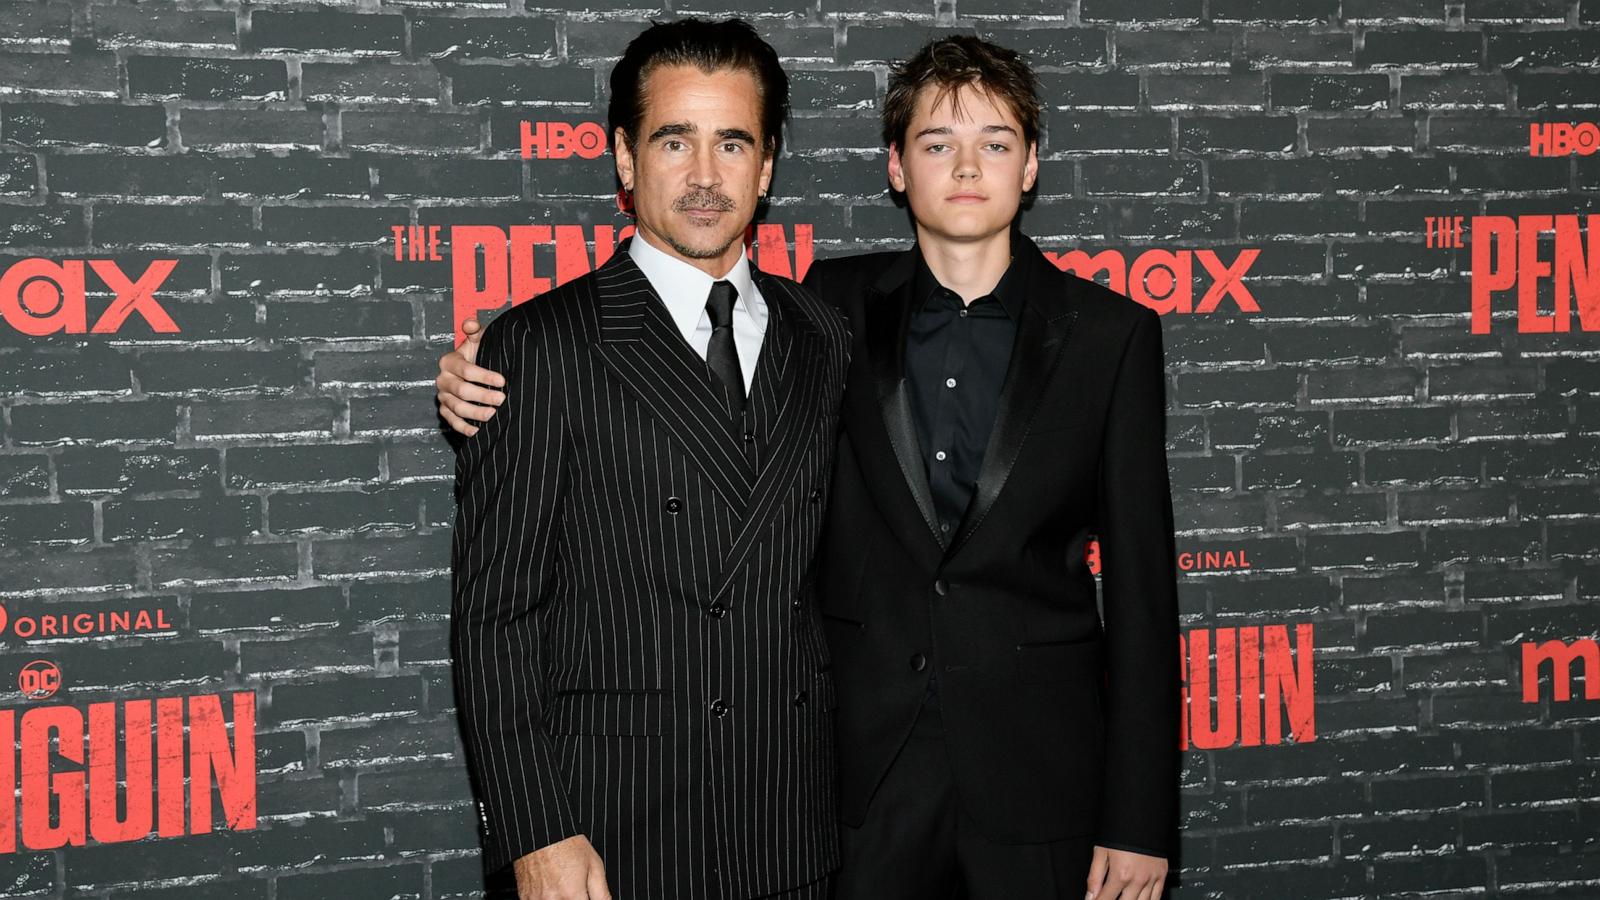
{"left": 451, "top": 245, "right": 849, "bottom": 900}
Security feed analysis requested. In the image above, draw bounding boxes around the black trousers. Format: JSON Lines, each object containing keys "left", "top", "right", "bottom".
{"left": 832, "top": 702, "right": 1095, "bottom": 900}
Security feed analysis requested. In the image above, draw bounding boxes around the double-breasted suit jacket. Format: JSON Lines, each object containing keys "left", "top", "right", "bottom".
{"left": 806, "top": 235, "right": 1181, "bottom": 857}
{"left": 451, "top": 245, "right": 850, "bottom": 899}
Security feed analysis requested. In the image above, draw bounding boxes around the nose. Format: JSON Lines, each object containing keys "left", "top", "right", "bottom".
{"left": 954, "top": 145, "right": 980, "bottom": 181}
{"left": 688, "top": 143, "right": 721, "bottom": 189}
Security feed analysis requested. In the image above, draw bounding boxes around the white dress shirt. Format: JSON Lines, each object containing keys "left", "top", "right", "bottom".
{"left": 628, "top": 231, "right": 767, "bottom": 395}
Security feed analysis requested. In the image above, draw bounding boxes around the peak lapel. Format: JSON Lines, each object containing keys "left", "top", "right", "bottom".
{"left": 590, "top": 252, "right": 753, "bottom": 512}
{"left": 864, "top": 257, "right": 946, "bottom": 553}
{"left": 707, "top": 277, "right": 826, "bottom": 604}
{"left": 947, "top": 242, "right": 1080, "bottom": 557}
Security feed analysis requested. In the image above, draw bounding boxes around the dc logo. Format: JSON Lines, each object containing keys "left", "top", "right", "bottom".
{"left": 521, "top": 121, "right": 608, "bottom": 160}
{"left": 18, "top": 659, "right": 61, "bottom": 700}
{"left": 0, "top": 258, "right": 180, "bottom": 335}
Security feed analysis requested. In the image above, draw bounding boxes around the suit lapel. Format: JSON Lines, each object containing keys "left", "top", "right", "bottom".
{"left": 947, "top": 242, "right": 1080, "bottom": 557}
{"left": 863, "top": 253, "right": 947, "bottom": 553}
{"left": 591, "top": 251, "right": 753, "bottom": 512}
{"left": 708, "top": 276, "right": 825, "bottom": 604}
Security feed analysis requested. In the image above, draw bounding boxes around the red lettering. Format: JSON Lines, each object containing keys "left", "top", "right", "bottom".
{"left": 88, "top": 701, "right": 152, "bottom": 844}
{"left": 1189, "top": 628, "right": 1238, "bottom": 749}
{"left": 1470, "top": 216, "right": 1517, "bottom": 334}
{"left": 1522, "top": 638, "right": 1600, "bottom": 702}
{"left": 1264, "top": 623, "right": 1315, "bottom": 743}
{"left": 188, "top": 693, "right": 256, "bottom": 833}
{"left": 21, "top": 705, "right": 84, "bottom": 851}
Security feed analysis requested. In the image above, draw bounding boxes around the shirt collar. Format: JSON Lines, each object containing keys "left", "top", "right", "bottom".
{"left": 911, "top": 233, "right": 1026, "bottom": 320}
{"left": 628, "top": 231, "right": 760, "bottom": 337}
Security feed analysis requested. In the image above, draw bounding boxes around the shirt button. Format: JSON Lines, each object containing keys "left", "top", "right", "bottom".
{"left": 940, "top": 522, "right": 950, "bottom": 533}
{"left": 665, "top": 497, "right": 683, "bottom": 514}
{"left": 707, "top": 603, "right": 727, "bottom": 619}
{"left": 935, "top": 450, "right": 947, "bottom": 461}
{"left": 910, "top": 653, "right": 927, "bottom": 672}
{"left": 934, "top": 579, "right": 949, "bottom": 597}
{"left": 710, "top": 699, "right": 729, "bottom": 717}
{"left": 945, "top": 377, "right": 957, "bottom": 388}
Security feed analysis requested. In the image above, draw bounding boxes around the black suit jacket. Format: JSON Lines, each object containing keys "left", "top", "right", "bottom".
{"left": 804, "top": 235, "right": 1180, "bottom": 856}
{"left": 451, "top": 245, "right": 850, "bottom": 899}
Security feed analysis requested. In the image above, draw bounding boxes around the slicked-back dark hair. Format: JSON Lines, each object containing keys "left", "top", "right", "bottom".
{"left": 607, "top": 18, "right": 790, "bottom": 156}
{"left": 882, "top": 35, "right": 1043, "bottom": 151}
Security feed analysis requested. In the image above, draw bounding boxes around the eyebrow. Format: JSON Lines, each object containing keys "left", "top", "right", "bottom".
{"left": 646, "top": 123, "right": 759, "bottom": 145}
{"left": 913, "top": 124, "right": 1020, "bottom": 139}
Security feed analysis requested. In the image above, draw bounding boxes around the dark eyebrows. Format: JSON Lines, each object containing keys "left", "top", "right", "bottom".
{"left": 911, "top": 123, "right": 1020, "bottom": 140}
{"left": 645, "top": 123, "right": 759, "bottom": 145}
{"left": 647, "top": 122, "right": 695, "bottom": 142}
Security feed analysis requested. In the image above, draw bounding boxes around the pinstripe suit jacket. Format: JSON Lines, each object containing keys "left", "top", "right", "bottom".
{"left": 451, "top": 245, "right": 849, "bottom": 899}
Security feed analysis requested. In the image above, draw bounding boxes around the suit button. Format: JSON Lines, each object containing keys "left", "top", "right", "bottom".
{"left": 710, "top": 699, "right": 729, "bottom": 717}
{"left": 910, "top": 653, "right": 927, "bottom": 672}
{"left": 665, "top": 497, "right": 683, "bottom": 514}
{"left": 809, "top": 488, "right": 822, "bottom": 503}
{"left": 934, "top": 579, "right": 949, "bottom": 596}
{"left": 707, "top": 603, "right": 727, "bottom": 619}
{"left": 743, "top": 431, "right": 756, "bottom": 443}
{"left": 793, "top": 690, "right": 808, "bottom": 707}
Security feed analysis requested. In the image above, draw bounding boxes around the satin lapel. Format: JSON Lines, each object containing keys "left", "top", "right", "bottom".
{"left": 590, "top": 253, "right": 753, "bottom": 512}
{"left": 708, "top": 278, "right": 823, "bottom": 605}
{"left": 946, "top": 269, "right": 1080, "bottom": 558}
{"left": 866, "top": 270, "right": 946, "bottom": 551}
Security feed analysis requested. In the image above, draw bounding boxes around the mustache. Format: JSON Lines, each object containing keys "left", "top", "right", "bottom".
{"left": 672, "top": 190, "right": 736, "bottom": 212}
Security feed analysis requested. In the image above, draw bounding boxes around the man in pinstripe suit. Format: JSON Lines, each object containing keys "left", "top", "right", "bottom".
{"left": 449, "top": 20, "right": 848, "bottom": 900}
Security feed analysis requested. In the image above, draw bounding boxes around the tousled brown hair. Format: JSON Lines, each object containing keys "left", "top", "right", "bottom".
{"left": 881, "top": 35, "right": 1043, "bottom": 152}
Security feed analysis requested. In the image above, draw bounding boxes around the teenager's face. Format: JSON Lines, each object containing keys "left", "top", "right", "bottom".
{"left": 887, "top": 82, "right": 1038, "bottom": 245}
{"left": 614, "top": 64, "right": 775, "bottom": 274}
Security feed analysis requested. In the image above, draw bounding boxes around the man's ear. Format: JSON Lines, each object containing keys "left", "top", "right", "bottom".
{"left": 613, "top": 127, "right": 635, "bottom": 190}
{"left": 887, "top": 142, "right": 907, "bottom": 192}
{"left": 1022, "top": 140, "right": 1039, "bottom": 193}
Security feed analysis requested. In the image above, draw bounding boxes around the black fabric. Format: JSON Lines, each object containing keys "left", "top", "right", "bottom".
{"left": 705, "top": 278, "right": 745, "bottom": 422}
{"left": 905, "top": 247, "right": 1026, "bottom": 539}
{"left": 451, "top": 245, "right": 851, "bottom": 899}
{"left": 832, "top": 703, "right": 1095, "bottom": 900}
{"left": 804, "top": 233, "right": 1181, "bottom": 858}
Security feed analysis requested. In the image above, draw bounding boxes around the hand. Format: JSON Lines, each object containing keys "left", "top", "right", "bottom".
{"left": 1086, "top": 846, "right": 1168, "bottom": 900}
{"left": 436, "top": 315, "right": 506, "bottom": 437}
{"left": 512, "top": 834, "right": 611, "bottom": 900}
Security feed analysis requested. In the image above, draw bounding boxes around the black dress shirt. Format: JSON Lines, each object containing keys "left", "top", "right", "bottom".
{"left": 905, "top": 245, "right": 1028, "bottom": 540}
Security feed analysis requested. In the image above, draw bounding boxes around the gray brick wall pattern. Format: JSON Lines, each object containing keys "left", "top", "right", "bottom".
{"left": 1, "top": 0, "right": 1598, "bottom": 896}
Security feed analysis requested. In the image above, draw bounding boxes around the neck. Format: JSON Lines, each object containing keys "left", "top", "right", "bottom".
{"left": 914, "top": 225, "right": 1013, "bottom": 305}
{"left": 634, "top": 221, "right": 746, "bottom": 278}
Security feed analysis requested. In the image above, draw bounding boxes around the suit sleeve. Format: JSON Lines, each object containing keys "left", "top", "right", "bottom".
{"left": 1093, "top": 306, "right": 1181, "bottom": 858}
{"left": 449, "top": 310, "right": 581, "bottom": 873}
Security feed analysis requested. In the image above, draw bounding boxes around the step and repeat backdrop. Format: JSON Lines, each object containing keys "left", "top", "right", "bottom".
{"left": 1, "top": 0, "right": 1598, "bottom": 897}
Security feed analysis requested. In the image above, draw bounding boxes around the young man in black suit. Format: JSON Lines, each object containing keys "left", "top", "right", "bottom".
{"left": 449, "top": 20, "right": 848, "bottom": 900}
{"left": 440, "top": 35, "right": 1178, "bottom": 900}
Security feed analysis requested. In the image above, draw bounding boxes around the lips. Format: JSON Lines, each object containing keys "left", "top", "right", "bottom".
{"left": 946, "top": 192, "right": 988, "bottom": 202}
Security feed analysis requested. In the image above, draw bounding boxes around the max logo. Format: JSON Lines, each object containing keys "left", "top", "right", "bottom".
{"left": 521, "top": 121, "right": 607, "bottom": 160}
{"left": 0, "top": 259, "right": 179, "bottom": 335}
{"left": 1045, "top": 248, "right": 1261, "bottom": 315}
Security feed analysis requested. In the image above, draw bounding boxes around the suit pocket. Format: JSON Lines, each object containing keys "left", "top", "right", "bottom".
{"left": 1015, "top": 636, "right": 1102, "bottom": 686}
{"left": 545, "top": 690, "right": 669, "bottom": 736}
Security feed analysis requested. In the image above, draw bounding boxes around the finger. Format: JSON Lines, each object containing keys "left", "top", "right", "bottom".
{"left": 1098, "top": 872, "right": 1129, "bottom": 900}
{"left": 1140, "top": 877, "right": 1162, "bottom": 900}
{"left": 438, "top": 405, "right": 481, "bottom": 437}
{"left": 441, "top": 355, "right": 506, "bottom": 391}
{"left": 442, "top": 392, "right": 501, "bottom": 424}
{"left": 587, "top": 866, "right": 612, "bottom": 900}
{"left": 1085, "top": 848, "right": 1109, "bottom": 898}
{"left": 462, "top": 317, "right": 483, "bottom": 336}
{"left": 440, "top": 375, "right": 506, "bottom": 407}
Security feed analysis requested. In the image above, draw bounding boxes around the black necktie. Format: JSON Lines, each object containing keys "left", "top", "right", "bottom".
{"left": 704, "top": 280, "right": 744, "bottom": 421}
